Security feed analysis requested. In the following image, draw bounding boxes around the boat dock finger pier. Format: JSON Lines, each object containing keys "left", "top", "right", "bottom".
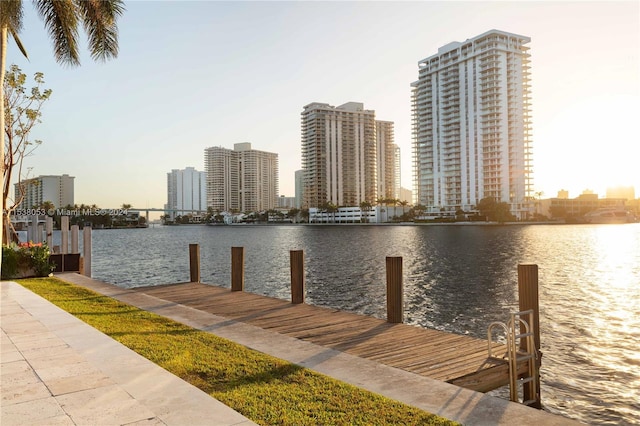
{"left": 144, "top": 245, "right": 543, "bottom": 406}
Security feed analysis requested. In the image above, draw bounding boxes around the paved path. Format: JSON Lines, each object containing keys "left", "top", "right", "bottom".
{"left": 1, "top": 281, "right": 256, "bottom": 426}
{"left": 2, "top": 274, "right": 582, "bottom": 425}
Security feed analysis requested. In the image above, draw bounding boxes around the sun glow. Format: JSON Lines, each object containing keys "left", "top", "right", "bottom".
{"left": 535, "top": 94, "right": 639, "bottom": 198}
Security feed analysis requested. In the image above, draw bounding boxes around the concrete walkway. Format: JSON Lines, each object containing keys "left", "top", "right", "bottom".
{"left": 2, "top": 274, "right": 581, "bottom": 425}
{"left": 1, "top": 281, "right": 256, "bottom": 426}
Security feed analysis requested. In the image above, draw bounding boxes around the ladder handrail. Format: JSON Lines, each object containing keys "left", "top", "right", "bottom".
{"left": 486, "top": 309, "right": 539, "bottom": 405}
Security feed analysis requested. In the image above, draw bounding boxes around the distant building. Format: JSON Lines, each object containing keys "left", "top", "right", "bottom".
{"left": 606, "top": 186, "right": 635, "bottom": 200}
{"left": 398, "top": 187, "right": 412, "bottom": 205}
{"left": 393, "top": 144, "right": 401, "bottom": 199}
{"left": 412, "top": 29, "right": 533, "bottom": 219}
{"left": 14, "top": 174, "right": 74, "bottom": 210}
{"left": 277, "top": 196, "right": 296, "bottom": 209}
{"left": 301, "top": 102, "right": 382, "bottom": 208}
{"left": 294, "top": 169, "right": 304, "bottom": 209}
{"left": 205, "top": 143, "right": 278, "bottom": 212}
{"left": 376, "top": 120, "right": 397, "bottom": 200}
{"left": 537, "top": 193, "right": 629, "bottom": 219}
{"left": 166, "top": 167, "right": 207, "bottom": 221}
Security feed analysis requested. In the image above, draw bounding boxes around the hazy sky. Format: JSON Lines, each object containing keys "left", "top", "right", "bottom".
{"left": 6, "top": 1, "right": 639, "bottom": 211}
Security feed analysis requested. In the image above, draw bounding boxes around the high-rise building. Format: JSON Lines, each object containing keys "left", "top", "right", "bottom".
{"left": 204, "top": 143, "right": 278, "bottom": 212}
{"left": 411, "top": 29, "right": 532, "bottom": 219}
{"left": 301, "top": 102, "right": 378, "bottom": 208}
{"left": 376, "top": 120, "right": 396, "bottom": 201}
{"left": 15, "top": 174, "right": 74, "bottom": 210}
{"left": 393, "top": 144, "right": 401, "bottom": 200}
{"left": 166, "top": 167, "right": 207, "bottom": 220}
{"left": 294, "top": 169, "right": 304, "bottom": 209}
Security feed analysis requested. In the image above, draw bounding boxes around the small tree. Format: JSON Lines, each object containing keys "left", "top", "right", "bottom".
{"left": 3, "top": 65, "right": 52, "bottom": 244}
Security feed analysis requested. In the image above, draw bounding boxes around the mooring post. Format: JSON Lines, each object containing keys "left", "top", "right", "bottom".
{"left": 386, "top": 256, "right": 403, "bottom": 323}
{"left": 82, "top": 225, "right": 92, "bottom": 277}
{"left": 45, "top": 216, "right": 53, "bottom": 248}
{"left": 290, "top": 250, "right": 305, "bottom": 304}
{"left": 71, "top": 225, "right": 79, "bottom": 253}
{"left": 518, "top": 263, "right": 542, "bottom": 408}
{"left": 29, "top": 215, "right": 38, "bottom": 242}
{"left": 61, "top": 216, "right": 69, "bottom": 254}
{"left": 189, "top": 243, "right": 200, "bottom": 283}
{"left": 37, "top": 223, "right": 44, "bottom": 244}
{"left": 231, "top": 246, "right": 244, "bottom": 291}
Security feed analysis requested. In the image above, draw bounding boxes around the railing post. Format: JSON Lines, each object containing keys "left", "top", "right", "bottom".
{"left": 386, "top": 256, "right": 403, "bottom": 323}
{"left": 82, "top": 225, "right": 92, "bottom": 277}
{"left": 518, "top": 263, "right": 541, "bottom": 408}
{"left": 189, "top": 243, "right": 200, "bottom": 283}
{"left": 290, "top": 250, "right": 305, "bottom": 304}
{"left": 231, "top": 246, "right": 244, "bottom": 291}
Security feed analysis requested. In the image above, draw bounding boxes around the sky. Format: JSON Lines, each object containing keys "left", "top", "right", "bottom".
{"left": 6, "top": 1, "right": 640, "bottom": 214}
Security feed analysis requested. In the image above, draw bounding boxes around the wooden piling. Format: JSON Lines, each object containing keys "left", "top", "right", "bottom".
{"left": 386, "top": 256, "right": 403, "bottom": 323}
{"left": 290, "top": 250, "right": 305, "bottom": 304}
{"left": 231, "top": 247, "right": 244, "bottom": 291}
{"left": 518, "top": 263, "right": 541, "bottom": 409}
{"left": 189, "top": 243, "right": 200, "bottom": 283}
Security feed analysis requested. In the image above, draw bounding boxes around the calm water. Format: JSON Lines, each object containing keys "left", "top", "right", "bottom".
{"left": 77, "top": 223, "right": 638, "bottom": 425}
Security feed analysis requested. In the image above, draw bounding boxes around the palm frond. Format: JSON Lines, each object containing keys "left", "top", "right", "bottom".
{"left": 76, "top": 0, "right": 125, "bottom": 62}
{"left": 33, "top": 0, "right": 80, "bottom": 66}
{"left": 9, "top": 25, "right": 29, "bottom": 60}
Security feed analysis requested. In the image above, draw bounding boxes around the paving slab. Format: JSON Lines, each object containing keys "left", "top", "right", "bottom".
{"left": 1, "top": 280, "right": 257, "bottom": 426}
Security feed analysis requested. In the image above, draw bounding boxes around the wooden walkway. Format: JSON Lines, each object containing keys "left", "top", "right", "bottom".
{"left": 134, "top": 282, "right": 525, "bottom": 393}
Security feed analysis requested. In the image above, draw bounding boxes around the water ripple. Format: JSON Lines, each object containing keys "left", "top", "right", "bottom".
{"left": 58, "top": 223, "right": 640, "bottom": 426}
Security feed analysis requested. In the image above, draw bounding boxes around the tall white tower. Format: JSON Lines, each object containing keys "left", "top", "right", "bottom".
{"left": 412, "top": 29, "right": 532, "bottom": 219}
{"left": 166, "top": 167, "right": 207, "bottom": 220}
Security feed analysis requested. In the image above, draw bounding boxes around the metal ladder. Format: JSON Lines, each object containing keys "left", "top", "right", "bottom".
{"left": 487, "top": 309, "right": 539, "bottom": 406}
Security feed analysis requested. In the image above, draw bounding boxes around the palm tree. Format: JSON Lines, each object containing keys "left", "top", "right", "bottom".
{"left": 1, "top": 0, "right": 124, "bottom": 257}
{"left": 399, "top": 200, "right": 408, "bottom": 214}
{"left": 359, "top": 201, "right": 372, "bottom": 223}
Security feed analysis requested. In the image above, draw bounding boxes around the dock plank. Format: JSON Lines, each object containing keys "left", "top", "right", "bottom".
{"left": 134, "top": 282, "right": 514, "bottom": 392}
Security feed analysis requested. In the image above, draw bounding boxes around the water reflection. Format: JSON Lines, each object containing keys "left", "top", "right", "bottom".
{"left": 82, "top": 223, "right": 640, "bottom": 425}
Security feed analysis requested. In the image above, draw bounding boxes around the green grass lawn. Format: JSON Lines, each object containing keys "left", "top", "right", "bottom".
{"left": 17, "top": 277, "right": 458, "bottom": 426}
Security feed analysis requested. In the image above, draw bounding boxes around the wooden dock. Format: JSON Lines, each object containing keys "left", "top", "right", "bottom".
{"left": 133, "top": 282, "right": 528, "bottom": 393}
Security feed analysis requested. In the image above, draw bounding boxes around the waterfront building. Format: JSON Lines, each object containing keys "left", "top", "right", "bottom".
{"left": 376, "top": 120, "right": 397, "bottom": 201}
{"left": 308, "top": 206, "right": 378, "bottom": 223}
{"left": 393, "top": 144, "right": 401, "bottom": 199}
{"left": 294, "top": 169, "right": 303, "bottom": 209}
{"left": 301, "top": 102, "right": 378, "bottom": 208}
{"left": 204, "top": 143, "right": 278, "bottom": 212}
{"left": 166, "top": 167, "right": 207, "bottom": 221}
{"left": 536, "top": 192, "right": 631, "bottom": 219}
{"left": 411, "top": 29, "right": 533, "bottom": 219}
{"left": 14, "top": 174, "right": 74, "bottom": 210}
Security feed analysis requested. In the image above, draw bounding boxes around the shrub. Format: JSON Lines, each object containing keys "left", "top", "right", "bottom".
{"left": 1, "top": 242, "right": 55, "bottom": 279}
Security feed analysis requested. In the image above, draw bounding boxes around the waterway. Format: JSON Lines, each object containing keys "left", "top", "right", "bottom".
{"left": 75, "top": 223, "right": 639, "bottom": 425}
